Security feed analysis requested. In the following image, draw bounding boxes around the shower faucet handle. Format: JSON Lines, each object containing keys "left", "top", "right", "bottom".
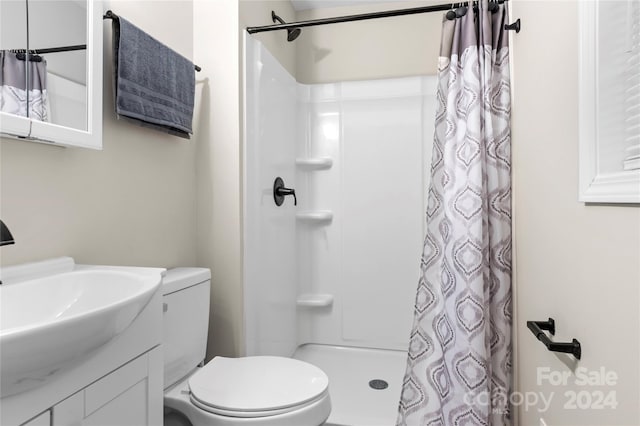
{"left": 277, "top": 187, "right": 297, "bottom": 204}
{"left": 273, "top": 177, "right": 297, "bottom": 206}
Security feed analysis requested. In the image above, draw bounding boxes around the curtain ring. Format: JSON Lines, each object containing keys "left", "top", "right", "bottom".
{"left": 455, "top": 2, "right": 468, "bottom": 18}
{"left": 446, "top": 2, "right": 457, "bottom": 20}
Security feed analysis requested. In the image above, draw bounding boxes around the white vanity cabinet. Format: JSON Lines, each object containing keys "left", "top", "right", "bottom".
{"left": 0, "top": 262, "right": 165, "bottom": 426}
{"left": 14, "top": 334, "right": 163, "bottom": 426}
{"left": 52, "top": 348, "right": 162, "bottom": 426}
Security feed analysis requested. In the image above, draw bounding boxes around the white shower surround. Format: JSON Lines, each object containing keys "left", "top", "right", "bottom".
{"left": 244, "top": 40, "right": 437, "bottom": 424}
{"left": 244, "top": 36, "right": 437, "bottom": 355}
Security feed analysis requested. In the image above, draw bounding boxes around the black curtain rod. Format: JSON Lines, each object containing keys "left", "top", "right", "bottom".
{"left": 103, "top": 10, "right": 202, "bottom": 72}
{"left": 247, "top": 0, "right": 509, "bottom": 34}
{"left": 11, "top": 45, "right": 87, "bottom": 55}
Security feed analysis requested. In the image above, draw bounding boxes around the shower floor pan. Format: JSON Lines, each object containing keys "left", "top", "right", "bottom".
{"left": 293, "top": 344, "right": 407, "bottom": 426}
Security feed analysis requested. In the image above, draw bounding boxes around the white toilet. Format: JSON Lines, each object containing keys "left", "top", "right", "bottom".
{"left": 162, "top": 268, "right": 331, "bottom": 426}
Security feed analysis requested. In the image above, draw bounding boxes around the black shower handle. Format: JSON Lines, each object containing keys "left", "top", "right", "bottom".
{"left": 276, "top": 187, "right": 297, "bottom": 204}
{"left": 273, "top": 177, "right": 297, "bottom": 206}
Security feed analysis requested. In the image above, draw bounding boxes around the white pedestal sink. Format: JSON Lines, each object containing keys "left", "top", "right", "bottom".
{"left": 0, "top": 257, "right": 163, "bottom": 397}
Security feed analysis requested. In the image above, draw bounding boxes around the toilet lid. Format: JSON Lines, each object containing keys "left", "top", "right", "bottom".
{"left": 188, "top": 356, "right": 329, "bottom": 415}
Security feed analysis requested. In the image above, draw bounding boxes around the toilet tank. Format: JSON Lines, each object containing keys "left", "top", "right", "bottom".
{"left": 162, "top": 267, "right": 211, "bottom": 389}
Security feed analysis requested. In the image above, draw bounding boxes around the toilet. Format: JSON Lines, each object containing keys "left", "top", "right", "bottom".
{"left": 162, "top": 267, "right": 331, "bottom": 426}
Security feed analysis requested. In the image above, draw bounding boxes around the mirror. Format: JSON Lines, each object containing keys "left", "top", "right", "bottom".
{"left": 0, "top": 0, "right": 31, "bottom": 135}
{"left": 29, "top": 0, "right": 87, "bottom": 130}
{"left": 0, "top": 0, "right": 102, "bottom": 149}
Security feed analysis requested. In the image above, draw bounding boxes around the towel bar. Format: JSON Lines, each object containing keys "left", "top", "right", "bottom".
{"left": 103, "top": 10, "right": 201, "bottom": 72}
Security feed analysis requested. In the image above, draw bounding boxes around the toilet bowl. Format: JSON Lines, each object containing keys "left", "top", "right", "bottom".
{"left": 161, "top": 268, "right": 331, "bottom": 425}
{"left": 165, "top": 356, "right": 330, "bottom": 426}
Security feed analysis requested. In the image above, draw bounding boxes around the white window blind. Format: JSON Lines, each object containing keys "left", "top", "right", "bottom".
{"left": 623, "top": 0, "right": 640, "bottom": 170}
{"left": 579, "top": 0, "right": 640, "bottom": 202}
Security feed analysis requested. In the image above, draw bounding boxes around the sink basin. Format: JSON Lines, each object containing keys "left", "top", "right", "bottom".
{"left": 0, "top": 257, "right": 163, "bottom": 397}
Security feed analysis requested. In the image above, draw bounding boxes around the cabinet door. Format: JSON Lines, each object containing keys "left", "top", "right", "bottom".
{"left": 20, "top": 410, "right": 51, "bottom": 426}
{"left": 53, "top": 381, "right": 149, "bottom": 426}
{"left": 52, "top": 392, "right": 83, "bottom": 426}
{"left": 0, "top": 0, "right": 31, "bottom": 137}
{"left": 0, "top": 0, "right": 103, "bottom": 148}
{"left": 27, "top": 0, "right": 88, "bottom": 131}
{"left": 27, "top": 0, "right": 103, "bottom": 149}
{"left": 84, "top": 380, "right": 149, "bottom": 426}
{"left": 52, "top": 348, "right": 162, "bottom": 426}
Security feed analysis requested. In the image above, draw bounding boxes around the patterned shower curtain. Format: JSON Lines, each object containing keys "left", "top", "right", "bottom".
{"left": 0, "top": 51, "right": 48, "bottom": 121}
{"left": 398, "top": 1, "right": 512, "bottom": 425}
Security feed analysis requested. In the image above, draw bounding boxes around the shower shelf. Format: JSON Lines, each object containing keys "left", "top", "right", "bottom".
{"left": 296, "top": 210, "right": 333, "bottom": 224}
{"left": 297, "top": 294, "right": 334, "bottom": 308}
{"left": 295, "top": 157, "right": 333, "bottom": 170}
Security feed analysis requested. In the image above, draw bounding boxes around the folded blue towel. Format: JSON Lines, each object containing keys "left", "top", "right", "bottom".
{"left": 113, "top": 17, "right": 195, "bottom": 138}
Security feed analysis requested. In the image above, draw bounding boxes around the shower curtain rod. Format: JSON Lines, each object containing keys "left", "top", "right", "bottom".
{"left": 246, "top": 0, "right": 510, "bottom": 34}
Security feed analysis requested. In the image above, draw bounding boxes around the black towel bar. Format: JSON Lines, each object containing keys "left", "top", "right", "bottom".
{"left": 527, "top": 318, "right": 581, "bottom": 360}
{"left": 103, "top": 10, "right": 202, "bottom": 72}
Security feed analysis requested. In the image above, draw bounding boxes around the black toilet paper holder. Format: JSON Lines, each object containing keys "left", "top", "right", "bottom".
{"left": 527, "top": 318, "right": 581, "bottom": 360}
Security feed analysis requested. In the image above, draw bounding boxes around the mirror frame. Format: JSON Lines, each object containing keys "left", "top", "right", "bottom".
{"left": 0, "top": 113, "right": 31, "bottom": 138}
{"left": 578, "top": 0, "right": 640, "bottom": 203}
{"left": 0, "top": 0, "right": 103, "bottom": 150}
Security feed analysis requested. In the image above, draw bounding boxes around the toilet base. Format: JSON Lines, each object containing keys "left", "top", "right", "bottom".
{"left": 164, "top": 407, "right": 192, "bottom": 426}
{"left": 164, "top": 373, "right": 331, "bottom": 426}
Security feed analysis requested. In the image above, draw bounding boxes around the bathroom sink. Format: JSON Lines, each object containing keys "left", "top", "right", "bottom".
{"left": 0, "top": 257, "right": 163, "bottom": 397}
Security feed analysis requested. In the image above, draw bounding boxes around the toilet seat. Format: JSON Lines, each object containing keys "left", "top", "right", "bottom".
{"left": 188, "top": 356, "right": 329, "bottom": 419}
{"left": 191, "top": 389, "right": 330, "bottom": 418}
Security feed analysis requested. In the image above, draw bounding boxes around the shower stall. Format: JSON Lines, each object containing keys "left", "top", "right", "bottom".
{"left": 243, "top": 35, "right": 437, "bottom": 425}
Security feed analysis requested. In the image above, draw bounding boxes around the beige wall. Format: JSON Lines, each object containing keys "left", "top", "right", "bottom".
{"left": 193, "top": 0, "right": 244, "bottom": 359}
{"left": 512, "top": 1, "right": 640, "bottom": 425}
{"left": 0, "top": 1, "right": 197, "bottom": 269}
{"left": 241, "top": 0, "right": 443, "bottom": 84}
{"left": 240, "top": 0, "right": 297, "bottom": 77}
{"left": 295, "top": 1, "right": 442, "bottom": 83}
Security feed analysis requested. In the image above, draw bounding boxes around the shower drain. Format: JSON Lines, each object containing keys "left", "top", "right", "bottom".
{"left": 369, "top": 379, "right": 389, "bottom": 390}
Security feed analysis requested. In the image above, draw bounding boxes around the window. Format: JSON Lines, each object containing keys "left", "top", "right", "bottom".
{"left": 579, "top": 0, "right": 640, "bottom": 203}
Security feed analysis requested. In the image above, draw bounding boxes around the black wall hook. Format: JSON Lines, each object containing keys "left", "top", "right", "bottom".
{"left": 504, "top": 18, "right": 521, "bottom": 33}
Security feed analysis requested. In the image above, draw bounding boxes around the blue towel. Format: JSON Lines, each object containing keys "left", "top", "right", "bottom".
{"left": 113, "top": 17, "right": 195, "bottom": 138}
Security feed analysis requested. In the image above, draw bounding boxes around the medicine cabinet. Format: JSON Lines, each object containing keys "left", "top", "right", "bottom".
{"left": 0, "top": 0, "right": 103, "bottom": 149}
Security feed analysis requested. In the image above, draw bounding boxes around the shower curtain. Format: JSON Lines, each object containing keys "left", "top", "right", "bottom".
{"left": 398, "top": 1, "right": 512, "bottom": 425}
{"left": 0, "top": 51, "right": 49, "bottom": 121}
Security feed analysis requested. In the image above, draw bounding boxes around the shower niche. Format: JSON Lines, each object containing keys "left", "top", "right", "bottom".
{"left": 0, "top": 0, "right": 103, "bottom": 149}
